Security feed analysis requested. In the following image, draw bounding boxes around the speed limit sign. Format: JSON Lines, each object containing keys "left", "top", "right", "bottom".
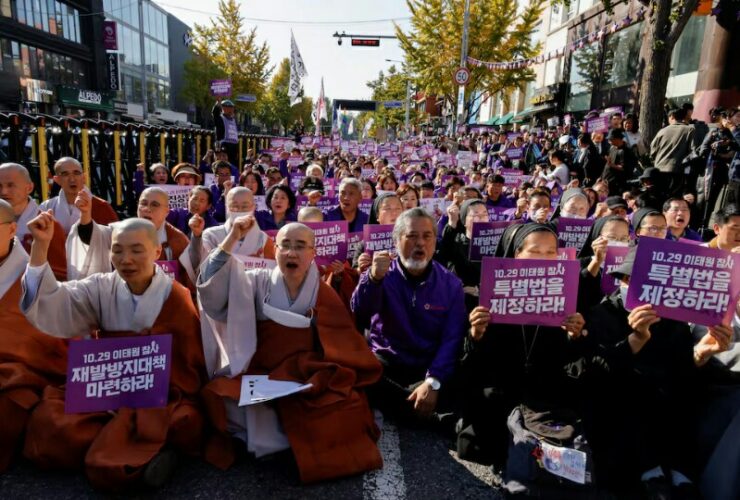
{"left": 454, "top": 67, "right": 470, "bottom": 85}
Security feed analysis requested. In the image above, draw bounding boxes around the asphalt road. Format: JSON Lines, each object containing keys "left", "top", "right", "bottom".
{"left": 1, "top": 420, "right": 504, "bottom": 500}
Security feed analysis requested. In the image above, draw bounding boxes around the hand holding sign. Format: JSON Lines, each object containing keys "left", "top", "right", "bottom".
{"left": 694, "top": 324, "right": 734, "bottom": 366}
{"left": 627, "top": 304, "right": 660, "bottom": 342}
{"left": 357, "top": 252, "right": 372, "bottom": 273}
{"left": 590, "top": 236, "right": 609, "bottom": 265}
{"left": 370, "top": 250, "right": 392, "bottom": 282}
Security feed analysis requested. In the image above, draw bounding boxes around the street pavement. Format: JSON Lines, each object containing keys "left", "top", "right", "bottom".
{"left": 1, "top": 420, "right": 504, "bottom": 499}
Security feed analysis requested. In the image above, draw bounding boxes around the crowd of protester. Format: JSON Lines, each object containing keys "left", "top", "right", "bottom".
{"left": 0, "top": 102, "right": 739, "bottom": 499}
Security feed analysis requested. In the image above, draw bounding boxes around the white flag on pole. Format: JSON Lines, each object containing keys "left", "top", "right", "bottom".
{"left": 289, "top": 31, "right": 307, "bottom": 106}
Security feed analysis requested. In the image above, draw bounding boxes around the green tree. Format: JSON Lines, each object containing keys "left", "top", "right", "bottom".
{"left": 396, "top": 0, "right": 544, "bottom": 121}
{"left": 364, "top": 65, "right": 417, "bottom": 136}
{"left": 182, "top": 0, "right": 272, "bottom": 124}
{"left": 256, "top": 58, "right": 314, "bottom": 134}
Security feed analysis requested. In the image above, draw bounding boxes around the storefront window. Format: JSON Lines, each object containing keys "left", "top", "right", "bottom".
{"left": 600, "top": 22, "right": 643, "bottom": 90}
{"left": 566, "top": 41, "right": 602, "bottom": 111}
{"left": 670, "top": 15, "right": 706, "bottom": 77}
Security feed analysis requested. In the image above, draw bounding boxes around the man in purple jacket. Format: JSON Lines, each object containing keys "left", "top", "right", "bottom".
{"left": 351, "top": 208, "right": 466, "bottom": 423}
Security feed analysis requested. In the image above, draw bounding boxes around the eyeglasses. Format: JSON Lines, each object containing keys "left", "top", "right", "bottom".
{"left": 276, "top": 242, "right": 314, "bottom": 253}
{"left": 59, "top": 171, "right": 83, "bottom": 178}
{"left": 400, "top": 196, "right": 417, "bottom": 203}
{"left": 641, "top": 225, "right": 668, "bottom": 235}
{"left": 666, "top": 207, "right": 689, "bottom": 213}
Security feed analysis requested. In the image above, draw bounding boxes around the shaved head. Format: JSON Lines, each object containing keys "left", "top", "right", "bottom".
{"left": 111, "top": 218, "right": 159, "bottom": 247}
{"left": 141, "top": 186, "right": 169, "bottom": 206}
{"left": 53, "top": 157, "right": 82, "bottom": 175}
{"left": 0, "top": 199, "right": 14, "bottom": 223}
{"left": 226, "top": 186, "right": 253, "bottom": 206}
{"left": 0, "top": 162, "right": 32, "bottom": 183}
{"left": 277, "top": 222, "right": 315, "bottom": 247}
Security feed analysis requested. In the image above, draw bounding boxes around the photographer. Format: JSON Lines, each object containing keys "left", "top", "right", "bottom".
{"left": 695, "top": 108, "right": 740, "bottom": 228}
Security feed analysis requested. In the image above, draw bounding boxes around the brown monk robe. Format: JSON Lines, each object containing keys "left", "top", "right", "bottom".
{"left": 0, "top": 238, "right": 67, "bottom": 472}
{"left": 202, "top": 282, "right": 382, "bottom": 483}
{"left": 198, "top": 220, "right": 382, "bottom": 483}
{"left": 323, "top": 262, "right": 360, "bottom": 316}
{"left": 21, "top": 215, "right": 206, "bottom": 490}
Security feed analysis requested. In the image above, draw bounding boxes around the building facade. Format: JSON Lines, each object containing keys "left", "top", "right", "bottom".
{"left": 0, "top": 0, "right": 113, "bottom": 116}
{"left": 473, "top": 0, "right": 738, "bottom": 127}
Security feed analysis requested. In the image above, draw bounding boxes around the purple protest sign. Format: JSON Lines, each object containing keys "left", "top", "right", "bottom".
{"left": 500, "top": 168, "right": 523, "bottom": 188}
{"left": 210, "top": 79, "right": 232, "bottom": 97}
{"left": 65, "top": 335, "right": 172, "bottom": 414}
{"left": 601, "top": 245, "right": 630, "bottom": 295}
{"left": 156, "top": 260, "right": 180, "bottom": 282}
{"left": 358, "top": 199, "right": 373, "bottom": 215}
{"left": 363, "top": 224, "right": 395, "bottom": 256}
{"left": 479, "top": 258, "right": 580, "bottom": 326}
{"left": 304, "top": 221, "right": 348, "bottom": 267}
{"left": 625, "top": 238, "right": 740, "bottom": 326}
{"left": 557, "top": 217, "right": 594, "bottom": 253}
{"left": 290, "top": 174, "right": 306, "bottom": 191}
{"left": 296, "top": 195, "right": 337, "bottom": 210}
{"left": 103, "top": 21, "right": 118, "bottom": 50}
{"left": 234, "top": 255, "right": 277, "bottom": 271}
{"left": 469, "top": 221, "right": 520, "bottom": 261}
{"left": 586, "top": 116, "right": 609, "bottom": 134}
{"left": 487, "top": 206, "right": 513, "bottom": 222}
{"left": 347, "top": 232, "right": 363, "bottom": 260}
{"left": 505, "top": 147, "right": 524, "bottom": 160}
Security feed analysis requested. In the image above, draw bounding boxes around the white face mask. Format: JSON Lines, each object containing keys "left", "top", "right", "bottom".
{"left": 619, "top": 284, "right": 631, "bottom": 310}
{"left": 607, "top": 241, "right": 629, "bottom": 247}
{"left": 227, "top": 211, "right": 253, "bottom": 222}
{"left": 561, "top": 211, "right": 586, "bottom": 219}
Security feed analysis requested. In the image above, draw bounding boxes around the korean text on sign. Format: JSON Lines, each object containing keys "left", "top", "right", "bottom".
{"left": 479, "top": 258, "right": 580, "bottom": 326}
{"left": 625, "top": 238, "right": 740, "bottom": 326}
{"left": 65, "top": 334, "right": 172, "bottom": 414}
{"left": 304, "top": 220, "right": 349, "bottom": 267}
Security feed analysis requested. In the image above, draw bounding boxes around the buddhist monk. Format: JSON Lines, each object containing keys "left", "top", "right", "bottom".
{"left": 39, "top": 157, "right": 118, "bottom": 234}
{"left": 20, "top": 214, "right": 206, "bottom": 490}
{"left": 66, "top": 187, "right": 191, "bottom": 294}
{"left": 0, "top": 199, "right": 67, "bottom": 472}
{"left": 181, "top": 186, "right": 275, "bottom": 282}
{"left": 197, "top": 218, "right": 383, "bottom": 483}
{"left": 0, "top": 162, "right": 67, "bottom": 280}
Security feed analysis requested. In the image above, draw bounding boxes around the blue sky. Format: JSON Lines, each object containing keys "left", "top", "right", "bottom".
{"left": 154, "top": 0, "right": 412, "bottom": 101}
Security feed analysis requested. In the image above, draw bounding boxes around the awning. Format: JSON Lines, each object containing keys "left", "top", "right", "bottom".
{"left": 483, "top": 115, "right": 500, "bottom": 126}
{"left": 513, "top": 108, "right": 533, "bottom": 123}
{"left": 57, "top": 86, "right": 115, "bottom": 113}
{"left": 494, "top": 111, "right": 515, "bottom": 125}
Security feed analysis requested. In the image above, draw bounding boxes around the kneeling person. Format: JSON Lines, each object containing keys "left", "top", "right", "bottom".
{"left": 21, "top": 214, "right": 206, "bottom": 490}
{"left": 197, "top": 219, "right": 382, "bottom": 483}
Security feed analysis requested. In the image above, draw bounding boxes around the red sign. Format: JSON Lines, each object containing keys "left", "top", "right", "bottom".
{"left": 454, "top": 67, "right": 470, "bottom": 85}
{"left": 103, "top": 21, "right": 118, "bottom": 50}
{"left": 351, "top": 38, "right": 380, "bottom": 47}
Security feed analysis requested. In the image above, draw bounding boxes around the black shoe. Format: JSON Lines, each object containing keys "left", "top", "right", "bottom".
{"left": 641, "top": 476, "right": 672, "bottom": 500}
{"left": 671, "top": 482, "right": 702, "bottom": 500}
{"left": 143, "top": 450, "right": 178, "bottom": 489}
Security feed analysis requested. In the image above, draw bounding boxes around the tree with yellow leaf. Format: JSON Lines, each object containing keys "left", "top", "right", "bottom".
{"left": 182, "top": 0, "right": 272, "bottom": 126}
{"left": 396, "top": 0, "right": 544, "bottom": 122}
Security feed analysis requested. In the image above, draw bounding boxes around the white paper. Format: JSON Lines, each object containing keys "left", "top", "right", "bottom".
{"left": 238, "top": 375, "right": 312, "bottom": 406}
{"left": 540, "top": 441, "right": 587, "bottom": 484}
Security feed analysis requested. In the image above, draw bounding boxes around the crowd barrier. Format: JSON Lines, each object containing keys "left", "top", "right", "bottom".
{"left": 0, "top": 113, "right": 275, "bottom": 216}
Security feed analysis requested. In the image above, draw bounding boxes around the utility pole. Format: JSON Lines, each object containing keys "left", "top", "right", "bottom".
{"left": 455, "top": 0, "right": 471, "bottom": 132}
{"left": 138, "top": 0, "right": 148, "bottom": 121}
{"left": 405, "top": 78, "right": 411, "bottom": 137}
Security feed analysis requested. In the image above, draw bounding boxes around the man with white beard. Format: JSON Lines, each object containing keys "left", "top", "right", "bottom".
{"left": 351, "top": 208, "right": 466, "bottom": 422}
